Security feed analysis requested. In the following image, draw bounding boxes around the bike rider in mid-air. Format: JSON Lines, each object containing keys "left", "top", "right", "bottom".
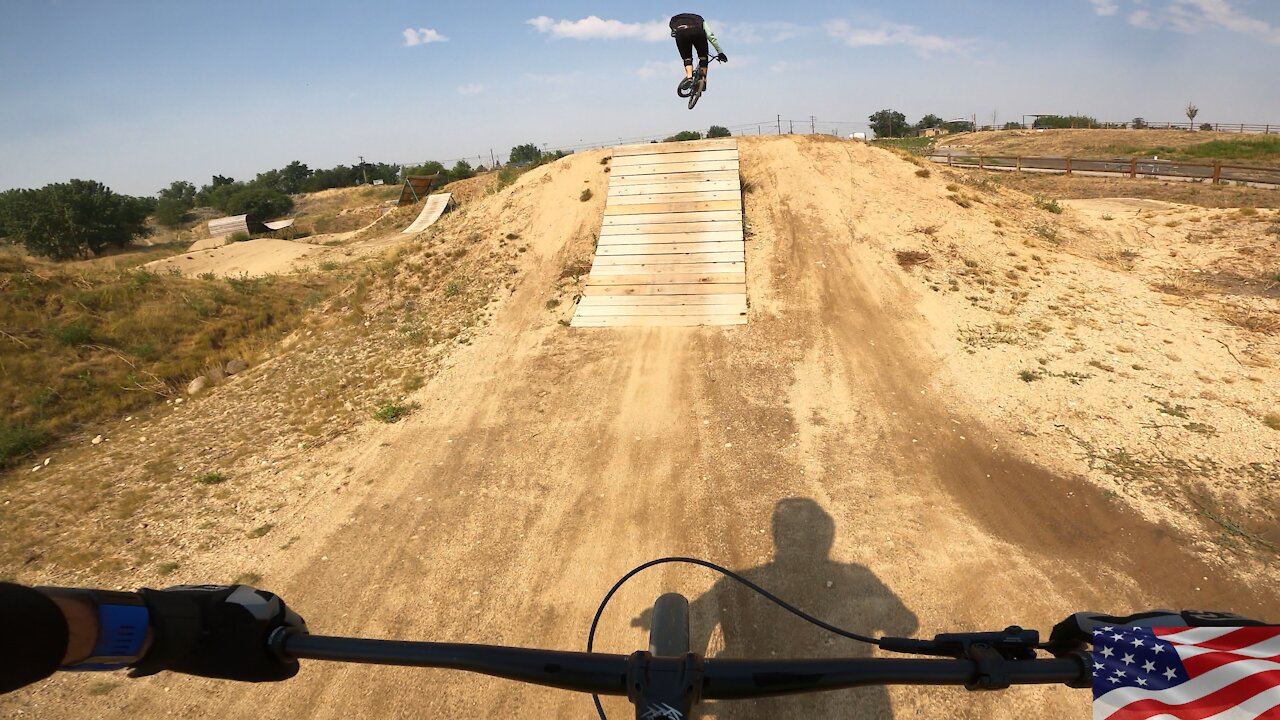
{"left": 669, "top": 13, "right": 727, "bottom": 93}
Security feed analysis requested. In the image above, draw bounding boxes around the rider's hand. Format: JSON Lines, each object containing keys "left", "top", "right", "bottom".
{"left": 1047, "top": 609, "right": 1271, "bottom": 654}
{"left": 130, "top": 585, "right": 307, "bottom": 682}
{"left": 716, "top": 53, "right": 728, "bottom": 63}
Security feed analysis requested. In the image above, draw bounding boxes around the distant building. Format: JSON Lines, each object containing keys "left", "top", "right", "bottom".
{"left": 918, "top": 127, "right": 946, "bottom": 138}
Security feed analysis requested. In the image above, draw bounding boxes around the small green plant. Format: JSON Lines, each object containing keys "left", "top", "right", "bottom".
{"left": 1034, "top": 195, "right": 1064, "bottom": 214}
{"left": 545, "top": 298, "right": 562, "bottom": 309}
{"left": 197, "top": 271, "right": 217, "bottom": 281}
{"left": 195, "top": 471, "right": 226, "bottom": 485}
{"left": 1155, "top": 400, "right": 1192, "bottom": 419}
{"left": 1019, "top": 369, "right": 1041, "bottom": 382}
{"left": 156, "top": 561, "right": 180, "bottom": 576}
{"left": 50, "top": 321, "right": 93, "bottom": 346}
{"left": 1031, "top": 221, "right": 1060, "bottom": 243}
{"left": 1183, "top": 422, "right": 1217, "bottom": 436}
{"left": 373, "top": 400, "right": 417, "bottom": 423}
{"left": 444, "top": 282, "right": 462, "bottom": 297}
{"left": 579, "top": 188, "right": 593, "bottom": 202}
{"left": 230, "top": 231, "right": 251, "bottom": 242}
{"left": 319, "top": 261, "right": 339, "bottom": 271}
{"left": 247, "top": 523, "right": 274, "bottom": 538}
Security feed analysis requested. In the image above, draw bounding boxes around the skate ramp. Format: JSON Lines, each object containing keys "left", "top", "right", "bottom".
{"left": 571, "top": 138, "right": 746, "bottom": 327}
{"left": 402, "top": 193, "right": 452, "bottom": 234}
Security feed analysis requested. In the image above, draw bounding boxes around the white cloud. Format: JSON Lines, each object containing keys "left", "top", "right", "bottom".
{"left": 402, "top": 27, "right": 448, "bottom": 46}
{"left": 637, "top": 60, "right": 681, "bottom": 79}
{"left": 526, "top": 16, "right": 669, "bottom": 42}
{"left": 723, "top": 21, "right": 807, "bottom": 44}
{"left": 825, "top": 19, "right": 971, "bottom": 55}
{"left": 1090, "top": 0, "right": 1120, "bottom": 16}
{"left": 1119, "top": 0, "right": 1280, "bottom": 44}
{"left": 456, "top": 83, "right": 484, "bottom": 95}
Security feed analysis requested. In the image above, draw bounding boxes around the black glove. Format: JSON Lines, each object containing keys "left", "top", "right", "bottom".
{"left": 1047, "top": 610, "right": 1270, "bottom": 655}
{"left": 716, "top": 53, "right": 728, "bottom": 63}
{"left": 130, "top": 585, "right": 307, "bottom": 682}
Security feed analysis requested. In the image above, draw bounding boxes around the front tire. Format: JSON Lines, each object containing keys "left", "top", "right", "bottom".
{"left": 649, "top": 593, "right": 690, "bottom": 656}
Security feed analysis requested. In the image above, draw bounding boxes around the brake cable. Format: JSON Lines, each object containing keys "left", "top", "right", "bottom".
{"left": 586, "top": 556, "right": 881, "bottom": 719}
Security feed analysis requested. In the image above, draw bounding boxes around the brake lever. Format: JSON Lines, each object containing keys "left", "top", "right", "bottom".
{"left": 878, "top": 626, "right": 1040, "bottom": 661}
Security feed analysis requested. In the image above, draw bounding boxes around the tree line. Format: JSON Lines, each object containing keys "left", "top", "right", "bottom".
{"left": 0, "top": 142, "right": 557, "bottom": 261}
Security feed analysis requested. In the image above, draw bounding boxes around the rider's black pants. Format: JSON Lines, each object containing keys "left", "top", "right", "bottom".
{"left": 674, "top": 27, "right": 710, "bottom": 67}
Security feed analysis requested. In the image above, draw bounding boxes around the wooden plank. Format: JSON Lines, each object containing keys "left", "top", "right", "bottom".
{"left": 609, "top": 180, "right": 737, "bottom": 197}
{"left": 601, "top": 210, "right": 740, "bottom": 226}
{"left": 610, "top": 160, "right": 738, "bottom": 176}
{"left": 591, "top": 261, "right": 745, "bottom": 276}
{"left": 609, "top": 170, "right": 740, "bottom": 186}
{"left": 581, "top": 283, "right": 745, "bottom": 296}
{"left": 611, "top": 149, "right": 739, "bottom": 168}
{"left": 612, "top": 139, "right": 737, "bottom": 157}
{"left": 600, "top": 220, "right": 741, "bottom": 236}
{"left": 598, "top": 230, "right": 741, "bottom": 246}
{"left": 571, "top": 314, "right": 747, "bottom": 328}
{"left": 609, "top": 190, "right": 739, "bottom": 206}
{"left": 596, "top": 241, "right": 743, "bottom": 256}
{"left": 577, "top": 294, "right": 745, "bottom": 307}
{"left": 573, "top": 303, "right": 745, "bottom": 317}
{"left": 604, "top": 200, "right": 741, "bottom": 216}
{"left": 590, "top": 252, "right": 744, "bottom": 266}
{"left": 586, "top": 272, "right": 746, "bottom": 286}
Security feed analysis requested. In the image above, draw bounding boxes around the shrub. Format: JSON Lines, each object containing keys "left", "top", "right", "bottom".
{"left": 706, "top": 125, "right": 731, "bottom": 138}
{"left": 664, "top": 130, "right": 703, "bottom": 142}
{"left": 1034, "top": 195, "right": 1064, "bottom": 214}
{"left": 195, "top": 471, "right": 226, "bottom": 485}
{"left": 4, "top": 180, "right": 151, "bottom": 260}
{"left": 0, "top": 425, "right": 48, "bottom": 467}
{"left": 579, "top": 189, "right": 592, "bottom": 202}
{"left": 224, "top": 186, "right": 293, "bottom": 225}
{"left": 1200, "top": 123, "right": 1214, "bottom": 132}
{"left": 373, "top": 401, "right": 416, "bottom": 423}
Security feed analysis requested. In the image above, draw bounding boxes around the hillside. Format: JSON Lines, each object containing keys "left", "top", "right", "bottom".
{"left": 2, "top": 136, "right": 1276, "bottom": 719}
{"left": 939, "top": 128, "right": 1280, "bottom": 165}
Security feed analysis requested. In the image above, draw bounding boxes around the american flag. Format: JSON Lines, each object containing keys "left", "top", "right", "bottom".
{"left": 1092, "top": 625, "right": 1280, "bottom": 720}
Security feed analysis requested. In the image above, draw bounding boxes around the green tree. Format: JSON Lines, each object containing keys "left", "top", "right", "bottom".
{"left": 1185, "top": 102, "right": 1199, "bottom": 128}
{"left": 4, "top": 180, "right": 151, "bottom": 260}
{"left": 664, "top": 130, "right": 703, "bottom": 142}
{"left": 944, "top": 120, "right": 976, "bottom": 133}
{"left": 916, "top": 114, "right": 944, "bottom": 130}
{"left": 449, "top": 160, "right": 475, "bottom": 181}
{"left": 1002, "top": 121, "right": 1025, "bottom": 130}
{"left": 158, "top": 180, "right": 196, "bottom": 205}
{"left": 225, "top": 186, "right": 293, "bottom": 225}
{"left": 509, "top": 143, "right": 542, "bottom": 166}
{"left": 154, "top": 197, "right": 191, "bottom": 227}
{"left": 1032, "top": 115, "right": 1098, "bottom": 129}
{"left": 1132, "top": 117, "right": 1148, "bottom": 129}
{"left": 706, "top": 125, "right": 731, "bottom": 138}
{"left": 869, "top": 109, "right": 909, "bottom": 138}
{"left": 196, "top": 175, "right": 241, "bottom": 210}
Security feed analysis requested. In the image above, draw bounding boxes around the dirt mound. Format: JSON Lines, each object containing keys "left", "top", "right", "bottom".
{"left": 4, "top": 136, "right": 1275, "bottom": 720}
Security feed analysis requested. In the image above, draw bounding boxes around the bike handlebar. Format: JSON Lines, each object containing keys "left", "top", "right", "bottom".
{"left": 276, "top": 632, "right": 1091, "bottom": 700}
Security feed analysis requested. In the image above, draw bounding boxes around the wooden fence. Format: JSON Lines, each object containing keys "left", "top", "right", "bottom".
{"left": 928, "top": 154, "right": 1280, "bottom": 188}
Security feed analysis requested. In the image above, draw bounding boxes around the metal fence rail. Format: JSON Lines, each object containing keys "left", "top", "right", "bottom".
{"left": 928, "top": 154, "right": 1280, "bottom": 188}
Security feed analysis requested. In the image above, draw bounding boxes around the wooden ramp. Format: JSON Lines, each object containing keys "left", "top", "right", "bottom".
{"left": 571, "top": 138, "right": 746, "bottom": 328}
{"left": 402, "top": 193, "right": 452, "bottom": 234}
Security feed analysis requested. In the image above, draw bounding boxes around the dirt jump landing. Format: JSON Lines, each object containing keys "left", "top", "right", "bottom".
{"left": 402, "top": 193, "right": 453, "bottom": 234}
{"left": 571, "top": 138, "right": 747, "bottom": 327}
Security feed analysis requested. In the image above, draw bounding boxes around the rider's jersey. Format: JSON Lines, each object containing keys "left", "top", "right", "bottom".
{"left": 669, "top": 13, "right": 725, "bottom": 54}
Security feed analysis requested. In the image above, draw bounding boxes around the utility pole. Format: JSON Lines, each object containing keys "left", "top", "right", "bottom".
{"left": 777, "top": 114, "right": 782, "bottom": 135}
{"left": 811, "top": 115, "right": 816, "bottom": 134}
{"left": 358, "top": 155, "right": 367, "bottom": 185}
{"left": 789, "top": 120, "right": 794, "bottom": 134}
{"left": 490, "top": 148, "right": 496, "bottom": 167}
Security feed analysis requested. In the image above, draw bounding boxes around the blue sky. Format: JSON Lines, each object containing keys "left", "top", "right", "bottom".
{"left": 2, "top": 0, "right": 1278, "bottom": 196}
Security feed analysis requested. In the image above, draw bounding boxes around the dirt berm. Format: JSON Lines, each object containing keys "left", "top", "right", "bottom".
{"left": 8, "top": 135, "right": 1276, "bottom": 719}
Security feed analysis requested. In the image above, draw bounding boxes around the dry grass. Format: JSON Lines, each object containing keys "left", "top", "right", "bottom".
{"left": 894, "top": 250, "right": 932, "bottom": 268}
{"left": 0, "top": 250, "right": 343, "bottom": 468}
{"left": 990, "top": 172, "right": 1280, "bottom": 209}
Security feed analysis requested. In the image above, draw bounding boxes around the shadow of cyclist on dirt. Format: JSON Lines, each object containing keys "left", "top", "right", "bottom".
{"left": 680, "top": 498, "right": 918, "bottom": 719}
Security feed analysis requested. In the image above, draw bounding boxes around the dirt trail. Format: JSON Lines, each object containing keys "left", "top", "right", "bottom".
{"left": 9, "top": 137, "right": 1274, "bottom": 719}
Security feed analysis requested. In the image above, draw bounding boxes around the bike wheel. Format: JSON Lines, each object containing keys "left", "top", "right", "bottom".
{"left": 648, "top": 593, "right": 690, "bottom": 657}
{"left": 687, "top": 89, "right": 700, "bottom": 110}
